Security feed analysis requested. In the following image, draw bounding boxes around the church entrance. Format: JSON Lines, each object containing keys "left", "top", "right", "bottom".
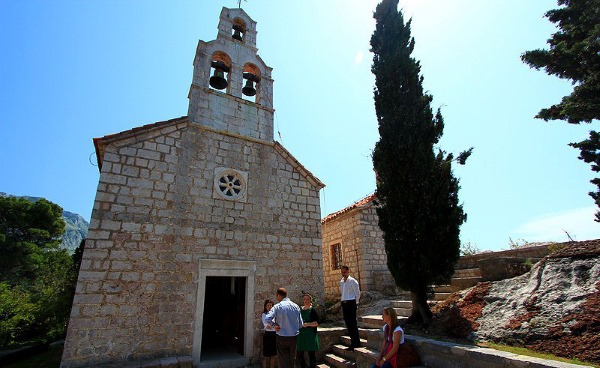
{"left": 201, "top": 276, "right": 246, "bottom": 356}
{"left": 193, "top": 259, "right": 256, "bottom": 367}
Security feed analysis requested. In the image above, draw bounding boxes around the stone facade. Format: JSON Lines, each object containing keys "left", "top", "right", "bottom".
{"left": 61, "top": 8, "right": 324, "bottom": 368}
{"left": 321, "top": 195, "right": 392, "bottom": 301}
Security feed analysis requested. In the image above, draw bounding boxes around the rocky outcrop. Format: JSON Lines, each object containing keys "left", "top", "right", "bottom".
{"left": 61, "top": 210, "right": 89, "bottom": 253}
{"left": 428, "top": 240, "right": 600, "bottom": 364}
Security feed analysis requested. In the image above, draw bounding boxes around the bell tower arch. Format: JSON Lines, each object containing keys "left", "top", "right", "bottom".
{"left": 187, "top": 7, "right": 274, "bottom": 141}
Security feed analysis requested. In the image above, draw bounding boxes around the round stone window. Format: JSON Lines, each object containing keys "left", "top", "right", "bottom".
{"left": 214, "top": 168, "right": 247, "bottom": 200}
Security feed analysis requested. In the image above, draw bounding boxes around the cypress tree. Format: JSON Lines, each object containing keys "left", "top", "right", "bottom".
{"left": 371, "top": 0, "right": 471, "bottom": 323}
{"left": 521, "top": 0, "right": 600, "bottom": 221}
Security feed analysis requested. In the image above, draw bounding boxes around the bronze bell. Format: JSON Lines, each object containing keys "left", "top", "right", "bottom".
{"left": 209, "top": 61, "right": 229, "bottom": 90}
{"left": 232, "top": 25, "right": 244, "bottom": 41}
{"left": 242, "top": 79, "right": 256, "bottom": 96}
{"left": 242, "top": 72, "right": 259, "bottom": 97}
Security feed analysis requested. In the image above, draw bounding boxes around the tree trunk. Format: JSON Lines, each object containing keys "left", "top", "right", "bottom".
{"left": 410, "top": 290, "right": 432, "bottom": 325}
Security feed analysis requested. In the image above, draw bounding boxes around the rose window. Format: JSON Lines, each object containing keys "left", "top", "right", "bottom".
{"left": 214, "top": 168, "right": 247, "bottom": 201}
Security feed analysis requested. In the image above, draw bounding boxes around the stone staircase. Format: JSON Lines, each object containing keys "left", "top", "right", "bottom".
{"left": 318, "top": 302, "right": 427, "bottom": 368}
{"left": 319, "top": 331, "right": 369, "bottom": 368}
{"left": 316, "top": 270, "right": 482, "bottom": 368}
{"left": 432, "top": 267, "right": 482, "bottom": 300}
{"left": 318, "top": 327, "right": 429, "bottom": 368}
{"left": 315, "top": 305, "right": 587, "bottom": 368}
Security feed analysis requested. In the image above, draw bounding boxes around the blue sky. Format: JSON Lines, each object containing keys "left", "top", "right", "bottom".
{"left": 1, "top": 0, "right": 598, "bottom": 251}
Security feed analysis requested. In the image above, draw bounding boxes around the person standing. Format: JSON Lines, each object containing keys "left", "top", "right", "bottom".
{"left": 340, "top": 265, "right": 361, "bottom": 350}
{"left": 261, "top": 299, "right": 277, "bottom": 368}
{"left": 296, "top": 293, "right": 320, "bottom": 368}
{"left": 264, "top": 287, "right": 303, "bottom": 368}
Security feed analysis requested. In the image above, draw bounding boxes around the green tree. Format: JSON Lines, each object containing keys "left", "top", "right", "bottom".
{"left": 521, "top": 0, "right": 600, "bottom": 220}
{"left": 0, "top": 196, "right": 77, "bottom": 347}
{"left": 371, "top": 0, "right": 471, "bottom": 324}
{"left": 0, "top": 197, "right": 65, "bottom": 284}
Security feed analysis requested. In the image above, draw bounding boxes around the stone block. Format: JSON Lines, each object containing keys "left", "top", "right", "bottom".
{"left": 158, "top": 357, "right": 179, "bottom": 367}
{"left": 176, "top": 356, "right": 193, "bottom": 368}
{"left": 139, "top": 360, "right": 160, "bottom": 368}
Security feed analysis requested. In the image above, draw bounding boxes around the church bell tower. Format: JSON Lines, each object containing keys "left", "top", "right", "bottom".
{"left": 187, "top": 7, "right": 275, "bottom": 142}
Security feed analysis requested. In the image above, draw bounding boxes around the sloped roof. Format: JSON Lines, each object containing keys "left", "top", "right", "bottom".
{"left": 93, "top": 116, "right": 188, "bottom": 170}
{"left": 321, "top": 193, "right": 376, "bottom": 224}
{"left": 92, "top": 116, "right": 324, "bottom": 189}
{"left": 273, "top": 142, "right": 324, "bottom": 189}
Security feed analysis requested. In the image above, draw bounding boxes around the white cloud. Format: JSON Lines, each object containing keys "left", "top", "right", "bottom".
{"left": 355, "top": 50, "right": 364, "bottom": 64}
{"left": 514, "top": 206, "right": 600, "bottom": 243}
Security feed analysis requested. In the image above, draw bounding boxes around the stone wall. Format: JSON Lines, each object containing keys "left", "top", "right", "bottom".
{"left": 357, "top": 205, "right": 389, "bottom": 294}
{"left": 322, "top": 209, "right": 362, "bottom": 301}
{"left": 61, "top": 121, "right": 325, "bottom": 367}
{"left": 458, "top": 245, "right": 551, "bottom": 269}
{"left": 321, "top": 201, "right": 389, "bottom": 301}
{"left": 188, "top": 87, "right": 274, "bottom": 142}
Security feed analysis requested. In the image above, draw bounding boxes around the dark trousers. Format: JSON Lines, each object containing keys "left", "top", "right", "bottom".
{"left": 342, "top": 299, "right": 360, "bottom": 347}
{"left": 296, "top": 350, "right": 316, "bottom": 368}
{"left": 276, "top": 335, "right": 297, "bottom": 368}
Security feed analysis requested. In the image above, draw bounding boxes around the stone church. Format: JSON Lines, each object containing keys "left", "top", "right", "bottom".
{"left": 61, "top": 7, "right": 325, "bottom": 368}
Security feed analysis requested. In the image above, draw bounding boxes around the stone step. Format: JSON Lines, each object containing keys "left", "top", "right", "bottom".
{"left": 390, "top": 300, "right": 412, "bottom": 309}
{"left": 323, "top": 353, "right": 356, "bottom": 368}
{"left": 389, "top": 300, "right": 438, "bottom": 308}
{"left": 360, "top": 315, "right": 408, "bottom": 328}
{"left": 332, "top": 344, "right": 374, "bottom": 360}
{"left": 325, "top": 342, "right": 427, "bottom": 368}
{"left": 358, "top": 327, "right": 380, "bottom": 340}
{"left": 360, "top": 314, "right": 383, "bottom": 328}
{"left": 433, "top": 284, "right": 453, "bottom": 293}
{"left": 388, "top": 300, "right": 412, "bottom": 317}
{"left": 450, "top": 276, "right": 482, "bottom": 290}
{"left": 367, "top": 300, "right": 440, "bottom": 324}
{"left": 432, "top": 292, "right": 451, "bottom": 301}
{"left": 394, "top": 307, "right": 412, "bottom": 317}
{"left": 453, "top": 267, "right": 482, "bottom": 278}
{"left": 340, "top": 336, "right": 367, "bottom": 348}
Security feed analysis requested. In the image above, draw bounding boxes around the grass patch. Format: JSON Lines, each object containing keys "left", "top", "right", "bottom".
{"left": 480, "top": 342, "right": 600, "bottom": 368}
{"left": 3, "top": 343, "right": 63, "bottom": 368}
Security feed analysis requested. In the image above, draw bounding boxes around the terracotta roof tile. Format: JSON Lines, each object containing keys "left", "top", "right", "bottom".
{"left": 322, "top": 193, "right": 376, "bottom": 223}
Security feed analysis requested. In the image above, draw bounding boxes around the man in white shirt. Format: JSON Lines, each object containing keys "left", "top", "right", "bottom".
{"left": 340, "top": 265, "right": 361, "bottom": 350}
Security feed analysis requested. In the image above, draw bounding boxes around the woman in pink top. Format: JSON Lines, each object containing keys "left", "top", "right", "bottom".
{"left": 371, "top": 307, "right": 420, "bottom": 368}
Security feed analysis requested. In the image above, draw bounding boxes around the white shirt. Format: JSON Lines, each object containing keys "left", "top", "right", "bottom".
{"left": 262, "top": 312, "right": 274, "bottom": 331}
{"left": 384, "top": 325, "right": 405, "bottom": 345}
{"left": 340, "top": 275, "right": 361, "bottom": 303}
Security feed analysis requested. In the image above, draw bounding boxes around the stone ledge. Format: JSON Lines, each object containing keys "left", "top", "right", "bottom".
{"left": 86, "top": 355, "right": 193, "bottom": 368}
{"left": 406, "top": 335, "right": 593, "bottom": 368}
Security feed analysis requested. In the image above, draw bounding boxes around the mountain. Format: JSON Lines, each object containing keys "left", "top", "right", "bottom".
{"left": 0, "top": 192, "right": 89, "bottom": 253}
{"left": 61, "top": 210, "right": 89, "bottom": 253}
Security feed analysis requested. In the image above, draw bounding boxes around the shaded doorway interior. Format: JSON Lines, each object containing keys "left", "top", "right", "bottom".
{"left": 201, "top": 276, "right": 246, "bottom": 357}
